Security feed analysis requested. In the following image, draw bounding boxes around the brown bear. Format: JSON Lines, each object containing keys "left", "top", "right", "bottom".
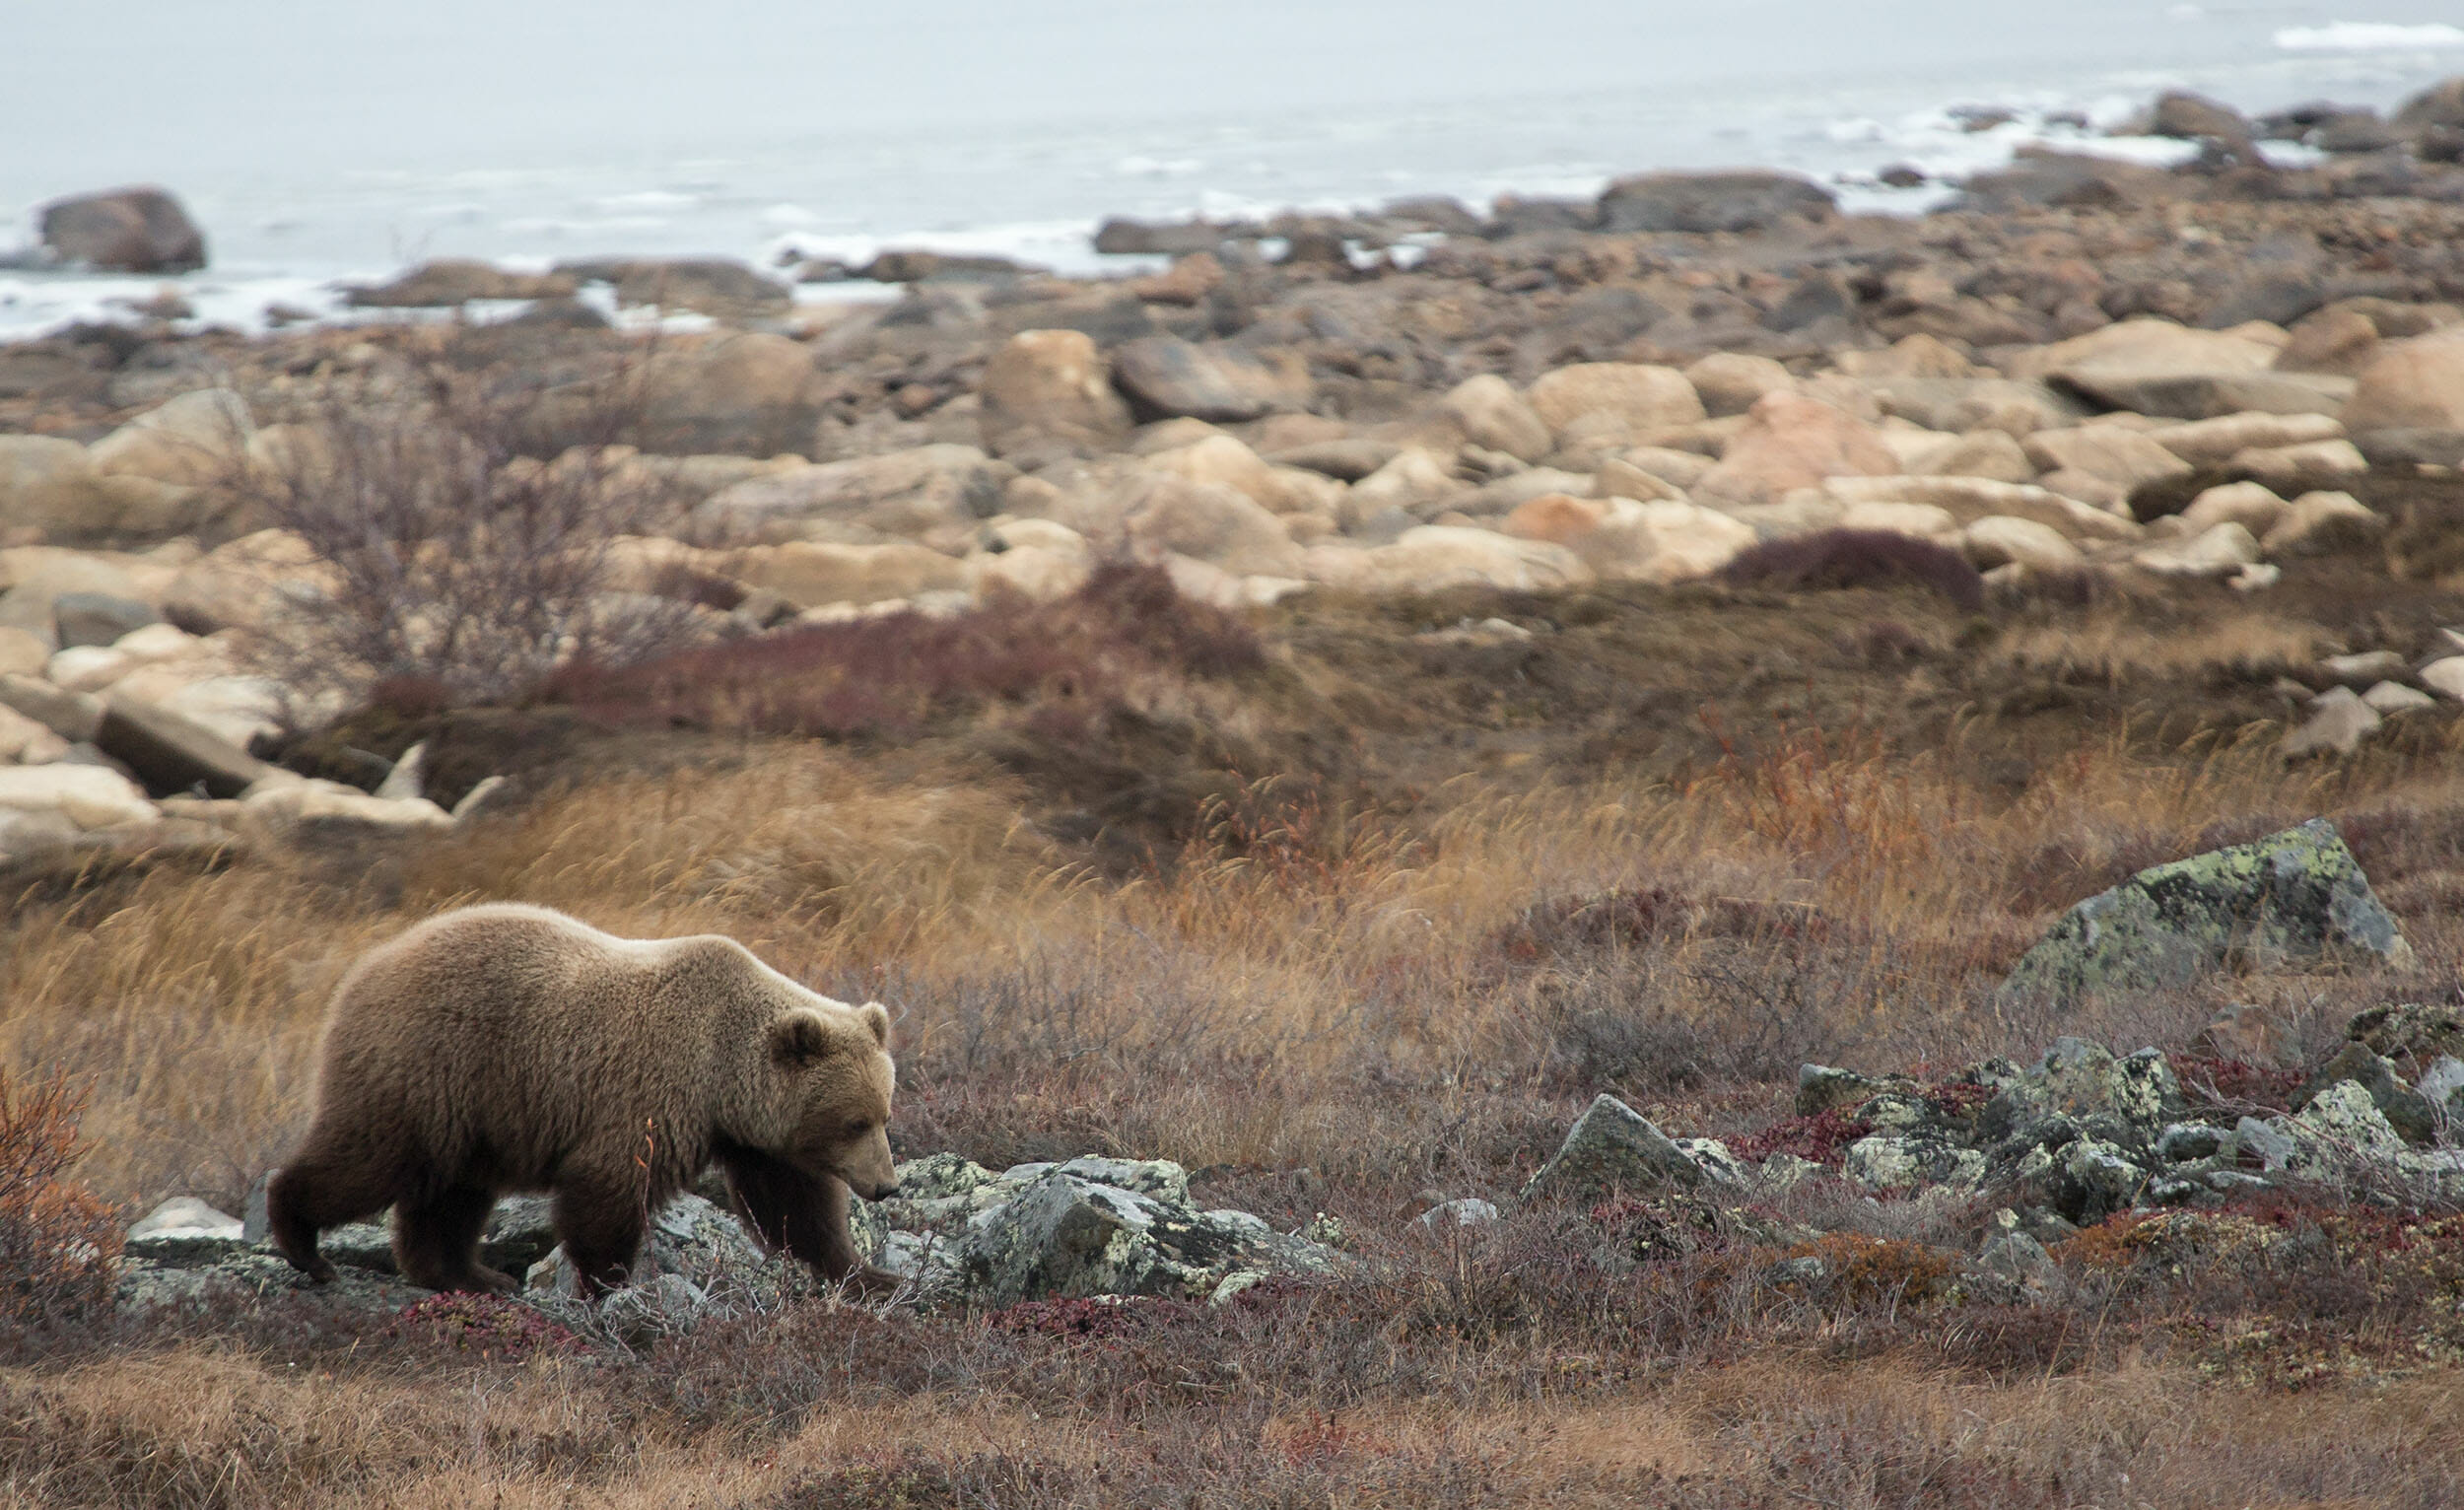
{"left": 267, "top": 903, "right": 900, "bottom": 1299}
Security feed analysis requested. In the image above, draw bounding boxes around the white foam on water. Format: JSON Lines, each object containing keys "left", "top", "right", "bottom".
{"left": 2275, "top": 23, "right": 2464, "bottom": 52}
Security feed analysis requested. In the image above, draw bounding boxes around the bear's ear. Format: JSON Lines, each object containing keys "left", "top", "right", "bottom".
{"left": 857, "top": 1000, "right": 891, "bottom": 1048}
{"left": 768, "top": 1009, "right": 834, "bottom": 1066}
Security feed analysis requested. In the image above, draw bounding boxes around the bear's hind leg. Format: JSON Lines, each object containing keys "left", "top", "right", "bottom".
{"left": 267, "top": 1149, "right": 394, "bottom": 1284}
{"left": 394, "top": 1183, "right": 513, "bottom": 1294}
{"left": 720, "top": 1148, "right": 901, "bottom": 1296}
{"left": 551, "top": 1178, "right": 646, "bottom": 1301}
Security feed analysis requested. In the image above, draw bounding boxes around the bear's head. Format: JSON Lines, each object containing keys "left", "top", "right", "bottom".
{"left": 769, "top": 1001, "right": 899, "bottom": 1199}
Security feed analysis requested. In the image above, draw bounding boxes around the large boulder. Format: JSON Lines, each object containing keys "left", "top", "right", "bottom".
{"left": 1321, "top": 526, "right": 1589, "bottom": 594}
{"left": 1683, "top": 353, "right": 1796, "bottom": 419}
{"left": 720, "top": 541, "right": 967, "bottom": 609}
{"left": 2392, "top": 76, "right": 2464, "bottom": 142}
{"left": 2021, "top": 425, "right": 2192, "bottom": 493}
{"left": 1693, "top": 391, "right": 1896, "bottom": 506}
{"left": 1110, "top": 337, "right": 1311, "bottom": 423}
{"left": 1120, "top": 477, "right": 1302, "bottom": 575}
{"left": 37, "top": 186, "right": 206, "bottom": 272}
{"left": 0, "top": 764, "right": 156, "bottom": 832}
{"left": 634, "top": 334, "right": 822, "bottom": 457}
{"left": 979, "top": 330, "right": 1133, "bottom": 457}
{"left": 344, "top": 260, "right": 579, "bottom": 308}
{"left": 94, "top": 690, "right": 274, "bottom": 798}
{"left": 692, "top": 445, "right": 1006, "bottom": 541}
{"left": 1522, "top": 363, "right": 1704, "bottom": 439}
{"left": 1594, "top": 171, "right": 1835, "bottom": 234}
{"left": 1519, "top": 1094, "right": 1708, "bottom": 1205}
{"left": 90, "top": 388, "right": 253, "bottom": 489}
{"left": 2011, "top": 318, "right": 2284, "bottom": 413}
{"left": 553, "top": 257, "right": 790, "bottom": 320}
{"left": 1441, "top": 376, "right": 1551, "bottom": 462}
{"left": 2000, "top": 819, "right": 2411, "bottom": 1008}
{"left": 0, "top": 436, "right": 204, "bottom": 545}
{"left": 2341, "top": 328, "right": 2464, "bottom": 434}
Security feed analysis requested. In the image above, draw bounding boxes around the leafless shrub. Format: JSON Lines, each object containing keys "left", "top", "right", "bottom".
{"left": 235, "top": 359, "right": 702, "bottom": 716}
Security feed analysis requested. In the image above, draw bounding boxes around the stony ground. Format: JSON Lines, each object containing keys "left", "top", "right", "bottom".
{"left": 9, "top": 78, "right": 2464, "bottom": 1509}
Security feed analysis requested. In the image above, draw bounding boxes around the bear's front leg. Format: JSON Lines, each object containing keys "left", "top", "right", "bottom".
{"left": 719, "top": 1147, "right": 903, "bottom": 1295}
{"left": 552, "top": 1178, "right": 647, "bottom": 1301}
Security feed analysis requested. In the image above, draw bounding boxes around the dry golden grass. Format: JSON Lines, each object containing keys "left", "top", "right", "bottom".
{"left": 4, "top": 700, "right": 2456, "bottom": 1211}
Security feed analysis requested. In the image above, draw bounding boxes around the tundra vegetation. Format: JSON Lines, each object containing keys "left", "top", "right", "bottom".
{"left": 10, "top": 78, "right": 2464, "bottom": 1505}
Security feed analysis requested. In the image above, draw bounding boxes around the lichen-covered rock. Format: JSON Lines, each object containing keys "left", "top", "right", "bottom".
{"left": 1796, "top": 1064, "right": 1904, "bottom": 1117}
{"left": 1999, "top": 819, "right": 2408, "bottom": 1008}
{"left": 1979, "top": 1039, "right": 2184, "bottom": 1154}
{"left": 525, "top": 1195, "right": 785, "bottom": 1305}
{"left": 949, "top": 1165, "right": 1328, "bottom": 1308}
{"left": 1843, "top": 1133, "right": 1985, "bottom": 1193}
{"left": 1674, "top": 1137, "right": 1746, "bottom": 1185}
{"left": 2058, "top": 1139, "right": 2149, "bottom": 1222}
{"left": 2345, "top": 1002, "right": 2464, "bottom": 1065}
{"left": 2295, "top": 1042, "right": 2437, "bottom": 1145}
{"left": 117, "top": 1250, "right": 417, "bottom": 1316}
{"left": 1520, "top": 1093, "right": 1707, "bottom": 1205}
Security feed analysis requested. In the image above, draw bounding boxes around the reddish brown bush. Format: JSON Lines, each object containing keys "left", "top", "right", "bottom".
{"left": 1720, "top": 528, "right": 1986, "bottom": 612}
{"left": 0, "top": 1066, "right": 121, "bottom": 1336}
{"left": 548, "top": 560, "right": 1264, "bottom": 739}
{"left": 382, "top": 1292, "right": 582, "bottom": 1362}
{"left": 1729, "top": 1107, "right": 1874, "bottom": 1166}
{"left": 2170, "top": 1054, "right": 2304, "bottom": 1113}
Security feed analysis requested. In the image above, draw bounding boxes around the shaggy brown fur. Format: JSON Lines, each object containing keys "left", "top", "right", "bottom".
{"left": 266, "top": 904, "right": 899, "bottom": 1299}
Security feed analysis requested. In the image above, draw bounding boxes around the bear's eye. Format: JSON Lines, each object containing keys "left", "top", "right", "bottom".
{"left": 844, "top": 1118, "right": 871, "bottom": 1137}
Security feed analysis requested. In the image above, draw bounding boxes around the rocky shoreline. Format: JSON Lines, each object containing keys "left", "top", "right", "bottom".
{"left": 6, "top": 85, "right": 2464, "bottom": 861}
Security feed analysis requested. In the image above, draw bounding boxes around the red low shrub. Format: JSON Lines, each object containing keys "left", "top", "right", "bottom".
{"left": 0, "top": 1066, "right": 122, "bottom": 1337}
{"left": 1720, "top": 528, "right": 1986, "bottom": 612}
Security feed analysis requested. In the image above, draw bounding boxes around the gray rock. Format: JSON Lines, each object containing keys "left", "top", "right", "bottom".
{"left": 450, "top": 775, "right": 513, "bottom": 822}
{"left": 1674, "top": 1137, "right": 1746, "bottom": 1185}
{"left": 38, "top": 186, "right": 206, "bottom": 273}
{"left": 2344, "top": 1002, "right": 2464, "bottom": 1064}
{"left": 1413, "top": 1198, "right": 1501, "bottom": 1235}
{"left": 1979, "top": 1228, "right": 2056, "bottom": 1284}
{"left": 1754, "top": 1153, "right": 1824, "bottom": 1191}
{"left": 374, "top": 741, "right": 426, "bottom": 801}
{"left": 1999, "top": 819, "right": 2410, "bottom": 1009}
{"left": 552, "top": 257, "right": 789, "bottom": 319}
{"left": 1797, "top": 1063, "right": 1902, "bottom": 1117}
{"left": 2294, "top": 1042, "right": 2437, "bottom": 1145}
{"left": 2055, "top": 371, "right": 2354, "bottom": 421}
{"left": 52, "top": 592, "right": 159, "bottom": 649}
{"left": 951, "top": 1167, "right": 1302, "bottom": 1308}
{"left": 95, "top": 690, "right": 275, "bottom": 798}
{"left": 1519, "top": 1093, "right": 1706, "bottom": 1205}
{"left": 2417, "top": 1056, "right": 2464, "bottom": 1123}
{"left": 1842, "top": 1133, "right": 1985, "bottom": 1193}
{"left": 2156, "top": 1123, "right": 2226, "bottom": 1163}
{"left": 1111, "top": 336, "right": 1312, "bottom": 423}
{"left": 2231, "top": 1115, "right": 2296, "bottom": 1173}
{"left": 124, "top": 1198, "right": 245, "bottom": 1263}
{"left": 1595, "top": 171, "right": 1836, "bottom": 234}
{"left": 1979, "top": 1039, "right": 2184, "bottom": 1152}
{"left": 2282, "top": 686, "right": 2381, "bottom": 759}
{"left": 0, "top": 673, "right": 103, "bottom": 742}
{"left": 2058, "top": 1139, "right": 2149, "bottom": 1222}
{"left": 118, "top": 1251, "right": 412, "bottom": 1315}
{"left": 593, "top": 1272, "right": 712, "bottom": 1346}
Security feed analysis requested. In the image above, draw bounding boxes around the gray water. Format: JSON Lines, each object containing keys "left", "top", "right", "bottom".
{"left": 3, "top": 1, "right": 2462, "bottom": 319}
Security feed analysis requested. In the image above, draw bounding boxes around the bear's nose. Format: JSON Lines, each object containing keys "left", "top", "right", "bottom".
{"left": 877, "top": 1180, "right": 901, "bottom": 1199}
